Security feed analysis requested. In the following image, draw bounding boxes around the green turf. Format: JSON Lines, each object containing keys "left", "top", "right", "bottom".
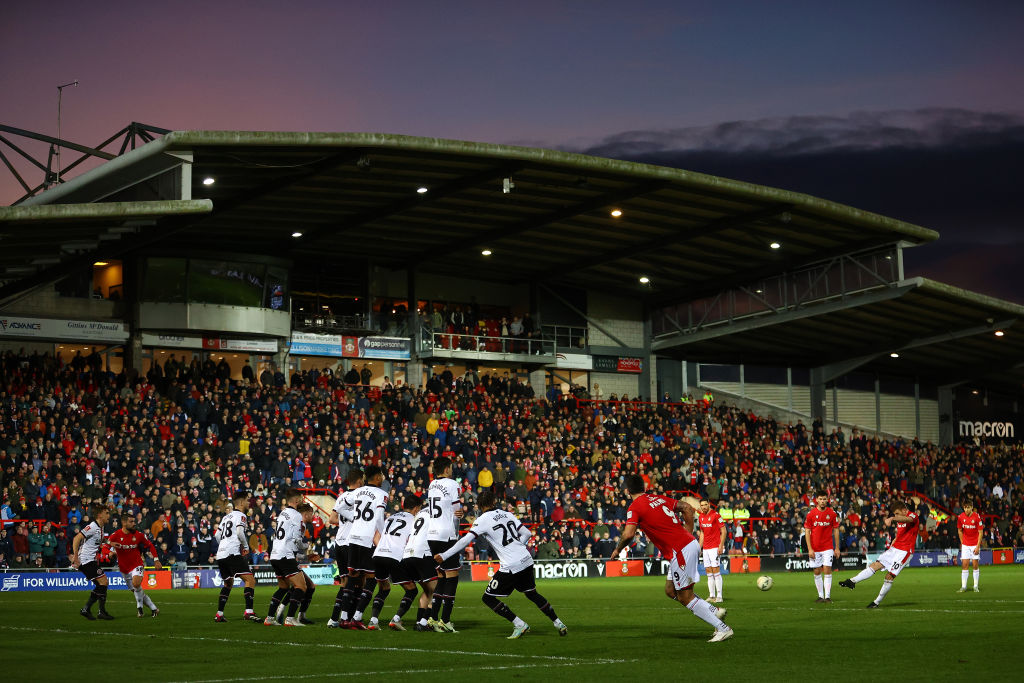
{"left": 2, "top": 567, "right": 1021, "bottom": 682}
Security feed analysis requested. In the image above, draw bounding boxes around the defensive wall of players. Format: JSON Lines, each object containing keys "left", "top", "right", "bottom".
{"left": 4, "top": 548, "right": 1023, "bottom": 592}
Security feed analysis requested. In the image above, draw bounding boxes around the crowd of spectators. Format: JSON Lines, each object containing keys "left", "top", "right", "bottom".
{"left": 1, "top": 347, "right": 1022, "bottom": 572}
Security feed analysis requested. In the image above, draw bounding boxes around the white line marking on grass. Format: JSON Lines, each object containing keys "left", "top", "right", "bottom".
{"left": 745, "top": 606, "right": 1024, "bottom": 614}
{"left": 0, "top": 625, "right": 631, "bottom": 664}
{"left": 164, "top": 660, "right": 634, "bottom": 683}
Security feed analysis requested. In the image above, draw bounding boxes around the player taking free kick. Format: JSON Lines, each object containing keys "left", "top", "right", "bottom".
{"left": 839, "top": 499, "right": 920, "bottom": 608}
{"left": 106, "top": 514, "right": 163, "bottom": 617}
{"left": 610, "top": 475, "right": 733, "bottom": 642}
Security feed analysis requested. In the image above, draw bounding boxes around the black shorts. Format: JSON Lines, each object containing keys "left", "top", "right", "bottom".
{"left": 79, "top": 561, "right": 105, "bottom": 582}
{"left": 484, "top": 567, "right": 536, "bottom": 598}
{"left": 217, "top": 555, "right": 253, "bottom": 581}
{"left": 270, "top": 558, "right": 301, "bottom": 579}
{"left": 401, "top": 556, "right": 438, "bottom": 584}
{"left": 334, "top": 544, "right": 349, "bottom": 569}
{"left": 373, "top": 556, "right": 408, "bottom": 584}
{"left": 347, "top": 544, "right": 375, "bottom": 573}
{"left": 428, "top": 539, "right": 461, "bottom": 572}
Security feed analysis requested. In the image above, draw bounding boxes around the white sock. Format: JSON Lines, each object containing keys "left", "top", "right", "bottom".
{"left": 298, "top": 611, "right": 306, "bottom": 620}
{"left": 554, "top": 618, "right": 565, "bottom": 629}
{"left": 875, "top": 579, "right": 894, "bottom": 605}
{"left": 353, "top": 610, "right": 363, "bottom": 621}
{"left": 391, "top": 615, "right": 401, "bottom": 623}
{"left": 715, "top": 573, "right": 723, "bottom": 599}
{"left": 133, "top": 588, "right": 144, "bottom": 609}
{"left": 277, "top": 603, "right": 286, "bottom": 619}
{"left": 707, "top": 575, "right": 716, "bottom": 598}
{"left": 823, "top": 574, "right": 833, "bottom": 599}
{"left": 851, "top": 567, "right": 875, "bottom": 583}
{"left": 216, "top": 610, "right": 224, "bottom": 616}
{"left": 814, "top": 574, "right": 824, "bottom": 598}
{"left": 417, "top": 617, "right": 427, "bottom": 626}
{"left": 973, "top": 569, "right": 980, "bottom": 588}
{"left": 961, "top": 570, "right": 969, "bottom": 588}
{"left": 686, "top": 597, "right": 727, "bottom": 631}
{"left": 143, "top": 594, "right": 156, "bottom": 610}
{"left": 369, "top": 617, "right": 378, "bottom": 625}
{"left": 513, "top": 616, "right": 526, "bottom": 628}
{"left": 340, "top": 611, "right": 349, "bottom": 621}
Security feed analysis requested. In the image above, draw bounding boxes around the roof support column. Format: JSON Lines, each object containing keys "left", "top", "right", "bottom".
{"left": 407, "top": 266, "right": 419, "bottom": 352}
{"left": 938, "top": 385, "right": 954, "bottom": 447}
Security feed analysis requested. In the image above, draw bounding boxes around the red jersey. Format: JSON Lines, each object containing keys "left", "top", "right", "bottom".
{"left": 697, "top": 510, "right": 725, "bottom": 549}
{"left": 106, "top": 529, "right": 158, "bottom": 573}
{"left": 890, "top": 511, "right": 920, "bottom": 552}
{"left": 804, "top": 506, "right": 839, "bottom": 551}
{"left": 625, "top": 493, "right": 695, "bottom": 558}
{"left": 957, "top": 512, "right": 982, "bottom": 546}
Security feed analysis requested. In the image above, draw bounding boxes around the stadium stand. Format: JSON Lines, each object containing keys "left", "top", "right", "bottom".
{"left": 1, "top": 348, "right": 1020, "bottom": 571}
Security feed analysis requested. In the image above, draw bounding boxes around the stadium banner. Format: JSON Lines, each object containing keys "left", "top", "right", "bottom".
{"left": 465, "top": 559, "right": 606, "bottom": 581}
{"left": 1, "top": 569, "right": 170, "bottom": 592}
{"left": 953, "top": 394, "right": 1020, "bottom": 443}
{"left": 172, "top": 564, "right": 336, "bottom": 589}
{"left": 554, "top": 353, "right": 593, "bottom": 370}
{"left": 646, "top": 557, "right": 731, "bottom": 577}
{"left": 142, "top": 333, "right": 277, "bottom": 353}
{"left": 605, "top": 559, "right": 645, "bottom": 577}
{"left": 359, "top": 336, "right": 410, "bottom": 360}
{"left": 992, "top": 548, "right": 1014, "bottom": 565}
{"left": 758, "top": 554, "right": 865, "bottom": 572}
{"left": 907, "top": 549, "right": 961, "bottom": 568}
{"left": 0, "top": 315, "right": 129, "bottom": 343}
{"left": 728, "top": 556, "right": 761, "bottom": 574}
{"left": 593, "top": 355, "right": 643, "bottom": 373}
{"left": 288, "top": 332, "right": 344, "bottom": 357}
{"left": 1014, "top": 548, "right": 1024, "bottom": 564}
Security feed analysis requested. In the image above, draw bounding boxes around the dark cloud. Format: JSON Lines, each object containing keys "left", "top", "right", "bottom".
{"left": 572, "top": 109, "right": 1024, "bottom": 302}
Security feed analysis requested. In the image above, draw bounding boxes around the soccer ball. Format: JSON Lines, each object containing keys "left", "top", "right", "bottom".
{"left": 756, "top": 575, "right": 774, "bottom": 591}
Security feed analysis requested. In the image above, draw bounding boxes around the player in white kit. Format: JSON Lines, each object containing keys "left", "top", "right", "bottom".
{"left": 370, "top": 495, "right": 421, "bottom": 630}
{"left": 344, "top": 465, "right": 389, "bottom": 629}
{"left": 327, "top": 469, "right": 364, "bottom": 628}
{"left": 215, "top": 491, "right": 260, "bottom": 622}
{"left": 265, "top": 491, "right": 318, "bottom": 626}
{"left": 435, "top": 490, "right": 567, "bottom": 639}
{"left": 402, "top": 502, "right": 439, "bottom": 631}
{"left": 426, "top": 456, "right": 464, "bottom": 632}
{"left": 72, "top": 504, "right": 114, "bottom": 620}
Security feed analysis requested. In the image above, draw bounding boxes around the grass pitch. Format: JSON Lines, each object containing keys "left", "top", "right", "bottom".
{"left": 2, "top": 566, "right": 1021, "bottom": 682}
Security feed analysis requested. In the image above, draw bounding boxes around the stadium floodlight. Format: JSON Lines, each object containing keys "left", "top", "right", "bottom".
{"left": 770, "top": 241, "right": 781, "bottom": 249}
{"left": 995, "top": 330, "right": 1005, "bottom": 337}
{"left": 416, "top": 186, "right": 428, "bottom": 194}
{"left": 610, "top": 209, "right": 623, "bottom": 217}
{"left": 291, "top": 231, "right": 303, "bottom": 238}
{"left": 639, "top": 276, "right": 650, "bottom": 284}
{"left": 202, "top": 177, "right": 215, "bottom": 186}
{"left": 890, "top": 352, "right": 899, "bottom": 358}
{"left": 481, "top": 249, "right": 492, "bottom": 256}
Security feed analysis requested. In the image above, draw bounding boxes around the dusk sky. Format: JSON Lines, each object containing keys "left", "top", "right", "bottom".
{"left": 3, "top": 1, "right": 1024, "bottom": 298}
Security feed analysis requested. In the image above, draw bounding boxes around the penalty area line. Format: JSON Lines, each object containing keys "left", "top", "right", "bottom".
{"left": 0, "top": 625, "right": 631, "bottom": 664}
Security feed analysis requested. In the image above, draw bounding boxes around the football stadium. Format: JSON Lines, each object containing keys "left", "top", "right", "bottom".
{"left": 0, "top": 124, "right": 1022, "bottom": 681}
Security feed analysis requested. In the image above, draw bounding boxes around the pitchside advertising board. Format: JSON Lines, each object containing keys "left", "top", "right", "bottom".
{"left": 0, "top": 569, "right": 170, "bottom": 592}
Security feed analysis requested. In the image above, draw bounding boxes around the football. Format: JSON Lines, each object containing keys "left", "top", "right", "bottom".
{"left": 756, "top": 575, "right": 774, "bottom": 591}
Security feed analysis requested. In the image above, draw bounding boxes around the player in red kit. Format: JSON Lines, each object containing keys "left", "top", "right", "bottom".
{"left": 105, "top": 514, "right": 163, "bottom": 617}
{"left": 610, "top": 475, "right": 733, "bottom": 642}
{"left": 839, "top": 499, "right": 919, "bottom": 608}
{"left": 697, "top": 499, "right": 726, "bottom": 603}
{"left": 956, "top": 499, "right": 982, "bottom": 592}
{"left": 803, "top": 490, "right": 840, "bottom": 603}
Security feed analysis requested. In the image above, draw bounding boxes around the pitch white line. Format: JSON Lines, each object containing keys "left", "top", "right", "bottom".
{"left": 0, "top": 625, "right": 629, "bottom": 664}
{"left": 164, "top": 660, "right": 626, "bottom": 683}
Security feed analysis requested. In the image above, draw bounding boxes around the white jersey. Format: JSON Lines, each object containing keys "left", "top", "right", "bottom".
{"left": 347, "top": 485, "right": 389, "bottom": 548}
{"left": 332, "top": 489, "right": 357, "bottom": 545}
{"left": 403, "top": 509, "right": 432, "bottom": 559}
{"left": 426, "top": 477, "right": 462, "bottom": 541}
{"left": 374, "top": 511, "right": 415, "bottom": 561}
{"left": 78, "top": 521, "right": 105, "bottom": 564}
{"left": 215, "top": 510, "right": 249, "bottom": 560}
{"left": 442, "top": 508, "right": 533, "bottom": 574}
{"left": 270, "top": 507, "right": 306, "bottom": 560}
